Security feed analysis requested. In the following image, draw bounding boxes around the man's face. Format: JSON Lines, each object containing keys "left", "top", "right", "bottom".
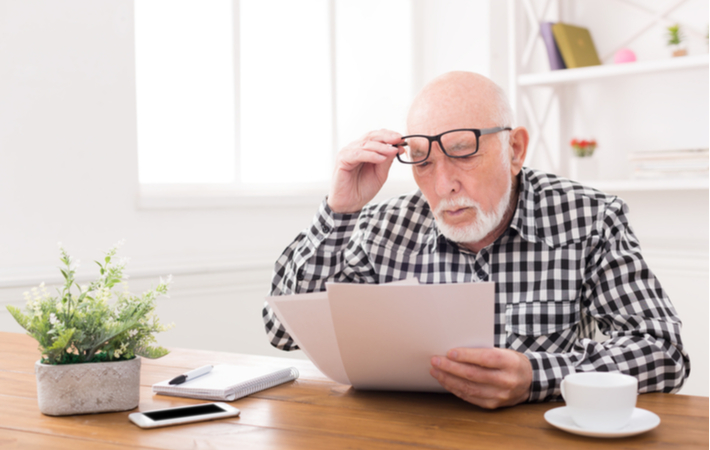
{"left": 408, "top": 103, "right": 514, "bottom": 246}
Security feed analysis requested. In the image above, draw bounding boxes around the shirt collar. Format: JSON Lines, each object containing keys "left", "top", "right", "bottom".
{"left": 508, "top": 167, "right": 542, "bottom": 245}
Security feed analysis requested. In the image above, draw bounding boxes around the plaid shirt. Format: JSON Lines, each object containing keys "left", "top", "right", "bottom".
{"left": 263, "top": 167, "right": 689, "bottom": 402}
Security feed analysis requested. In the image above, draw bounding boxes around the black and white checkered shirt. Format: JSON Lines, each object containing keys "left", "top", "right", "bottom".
{"left": 262, "top": 167, "right": 689, "bottom": 402}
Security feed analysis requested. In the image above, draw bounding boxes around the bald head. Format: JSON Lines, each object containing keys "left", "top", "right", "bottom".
{"left": 407, "top": 71, "right": 513, "bottom": 136}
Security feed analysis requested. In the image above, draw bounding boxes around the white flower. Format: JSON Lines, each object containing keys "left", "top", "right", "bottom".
{"left": 49, "top": 313, "right": 58, "bottom": 325}
{"left": 128, "top": 329, "right": 138, "bottom": 337}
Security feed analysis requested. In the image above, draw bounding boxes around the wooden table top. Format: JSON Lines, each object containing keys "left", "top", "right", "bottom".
{"left": 1, "top": 331, "right": 707, "bottom": 449}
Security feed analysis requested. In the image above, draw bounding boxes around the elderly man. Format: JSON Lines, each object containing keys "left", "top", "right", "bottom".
{"left": 262, "top": 71, "right": 689, "bottom": 409}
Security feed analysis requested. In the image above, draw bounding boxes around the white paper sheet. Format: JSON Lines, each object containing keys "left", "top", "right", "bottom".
{"left": 267, "top": 280, "right": 494, "bottom": 392}
{"left": 268, "top": 291, "right": 350, "bottom": 384}
{"left": 327, "top": 282, "right": 495, "bottom": 392}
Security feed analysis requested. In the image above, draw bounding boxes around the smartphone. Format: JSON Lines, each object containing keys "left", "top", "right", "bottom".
{"left": 129, "top": 402, "right": 240, "bottom": 429}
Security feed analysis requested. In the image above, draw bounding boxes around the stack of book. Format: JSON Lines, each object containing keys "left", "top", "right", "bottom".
{"left": 628, "top": 148, "right": 709, "bottom": 179}
{"left": 540, "top": 22, "right": 602, "bottom": 70}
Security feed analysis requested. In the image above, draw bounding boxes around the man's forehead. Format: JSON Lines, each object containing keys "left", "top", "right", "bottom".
{"left": 406, "top": 99, "right": 496, "bottom": 136}
{"left": 406, "top": 72, "right": 501, "bottom": 135}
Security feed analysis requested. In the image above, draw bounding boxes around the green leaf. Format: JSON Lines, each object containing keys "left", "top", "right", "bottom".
{"left": 44, "top": 328, "right": 76, "bottom": 364}
{"left": 60, "top": 269, "right": 68, "bottom": 280}
{"left": 136, "top": 345, "right": 169, "bottom": 359}
{"left": 6, "top": 306, "right": 31, "bottom": 332}
{"left": 46, "top": 328, "right": 75, "bottom": 353}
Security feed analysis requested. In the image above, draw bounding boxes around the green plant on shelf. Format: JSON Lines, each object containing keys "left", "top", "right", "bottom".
{"left": 666, "top": 24, "right": 684, "bottom": 46}
{"left": 570, "top": 139, "right": 597, "bottom": 158}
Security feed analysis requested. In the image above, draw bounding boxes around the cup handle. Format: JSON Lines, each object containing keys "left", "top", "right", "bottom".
{"left": 560, "top": 379, "right": 566, "bottom": 401}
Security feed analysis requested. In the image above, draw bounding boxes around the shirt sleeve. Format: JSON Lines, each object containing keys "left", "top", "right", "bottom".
{"left": 262, "top": 198, "right": 377, "bottom": 350}
{"left": 525, "top": 197, "right": 690, "bottom": 402}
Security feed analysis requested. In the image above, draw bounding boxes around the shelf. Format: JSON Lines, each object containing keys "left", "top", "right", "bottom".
{"left": 583, "top": 177, "right": 709, "bottom": 193}
{"left": 518, "top": 54, "right": 709, "bottom": 87}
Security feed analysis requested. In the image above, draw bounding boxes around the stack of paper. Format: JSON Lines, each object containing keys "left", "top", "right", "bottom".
{"left": 628, "top": 149, "right": 709, "bottom": 179}
{"left": 267, "top": 279, "right": 494, "bottom": 392}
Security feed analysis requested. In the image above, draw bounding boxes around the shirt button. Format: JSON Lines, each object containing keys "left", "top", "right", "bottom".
{"left": 322, "top": 225, "right": 332, "bottom": 233}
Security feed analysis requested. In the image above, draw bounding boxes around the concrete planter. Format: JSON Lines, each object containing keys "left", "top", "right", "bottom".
{"left": 35, "top": 356, "right": 141, "bottom": 416}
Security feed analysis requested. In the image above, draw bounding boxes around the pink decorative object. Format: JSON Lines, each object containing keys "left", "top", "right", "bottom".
{"left": 614, "top": 48, "right": 637, "bottom": 64}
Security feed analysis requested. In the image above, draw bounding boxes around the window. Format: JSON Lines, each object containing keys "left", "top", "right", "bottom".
{"left": 135, "top": 0, "right": 415, "bottom": 192}
{"left": 135, "top": 0, "right": 236, "bottom": 184}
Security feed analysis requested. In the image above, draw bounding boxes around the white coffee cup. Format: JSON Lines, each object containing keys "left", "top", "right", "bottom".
{"left": 560, "top": 372, "right": 638, "bottom": 431}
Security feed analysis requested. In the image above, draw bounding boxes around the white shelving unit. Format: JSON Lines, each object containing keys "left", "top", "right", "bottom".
{"left": 519, "top": 54, "right": 709, "bottom": 87}
{"left": 507, "top": 0, "right": 709, "bottom": 192}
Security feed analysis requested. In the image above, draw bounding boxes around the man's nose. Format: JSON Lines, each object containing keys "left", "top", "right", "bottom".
{"left": 432, "top": 144, "right": 461, "bottom": 197}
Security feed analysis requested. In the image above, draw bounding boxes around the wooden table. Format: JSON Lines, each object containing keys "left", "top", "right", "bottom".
{"left": 1, "top": 332, "right": 706, "bottom": 449}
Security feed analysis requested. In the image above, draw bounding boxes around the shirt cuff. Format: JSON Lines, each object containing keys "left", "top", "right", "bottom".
{"left": 310, "top": 197, "right": 361, "bottom": 237}
{"left": 525, "top": 352, "right": 575, "bottom": 402}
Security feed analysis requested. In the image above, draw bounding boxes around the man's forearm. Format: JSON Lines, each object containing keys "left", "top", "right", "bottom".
{"left": 525, "top": 334, "right": 688, "bottom": 402}
{"left": 263, "top": 198, "right": 364, "bottom": 350}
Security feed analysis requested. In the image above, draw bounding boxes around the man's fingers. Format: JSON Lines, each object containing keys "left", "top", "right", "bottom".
{"left": 429, "top": 368, "right": 511, "bottom": 409}
{"left": 446, "top": 348, "right": 515, "bottom": 370}
{"left": 431, "top": 355, "right": 510, "bottom": 387}
{"left": 362, "top": 129, "right": 404, "bottom": 145}
{"left": 338, "top": 141, "right": 399, "bottom": 169}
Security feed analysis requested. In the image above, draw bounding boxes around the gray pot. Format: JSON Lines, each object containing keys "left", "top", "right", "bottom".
{"left": 35, "top": 356, "right": 141, "bottom": 416}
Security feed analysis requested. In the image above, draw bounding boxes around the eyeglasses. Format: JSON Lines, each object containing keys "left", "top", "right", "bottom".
{"left": 396, "top": 127, "right": 512, "bottom": 165}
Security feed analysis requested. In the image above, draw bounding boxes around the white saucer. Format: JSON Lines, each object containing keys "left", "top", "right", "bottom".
{"left": 544, "top": 406, "right": 660, "bottom": 438}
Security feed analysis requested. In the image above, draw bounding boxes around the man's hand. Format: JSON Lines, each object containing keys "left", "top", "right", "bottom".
{"left": 430, "top": 348, "right": 533, "bottom": 409}
{"left": 327, "top": 129, "right": 403, "bottom": 214}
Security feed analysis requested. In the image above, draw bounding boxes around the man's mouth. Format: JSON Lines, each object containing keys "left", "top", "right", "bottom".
{"left": 444, "top": 207, "right": 471, "bottom": 217}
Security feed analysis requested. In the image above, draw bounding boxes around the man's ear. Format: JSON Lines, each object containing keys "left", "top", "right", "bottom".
{"left": 508, "top": 127, "right": 529, "bottom": 175}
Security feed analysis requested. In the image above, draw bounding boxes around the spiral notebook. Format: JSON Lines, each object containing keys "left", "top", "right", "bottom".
{"left": 152, "top": 365, "right": 299, "bottom": 401}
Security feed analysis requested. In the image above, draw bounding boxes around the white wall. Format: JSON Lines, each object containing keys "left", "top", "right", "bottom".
{"left": 1, "top": 0, "right": 706, "bottom": 395}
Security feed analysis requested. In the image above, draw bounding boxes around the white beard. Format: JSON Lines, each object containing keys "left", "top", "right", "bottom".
{"left": 433, "top": 180, "right": 513, "bottom": 245}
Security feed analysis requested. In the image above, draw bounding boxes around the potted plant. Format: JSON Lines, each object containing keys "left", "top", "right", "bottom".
{"left": 569, "top": 138, "right": 598, "bottom": 181}
{"left": 7, "top": 241, "right": 173, "bottom": 416}
{"left": 667, "top": 24, "right": 687, "bottom": 57}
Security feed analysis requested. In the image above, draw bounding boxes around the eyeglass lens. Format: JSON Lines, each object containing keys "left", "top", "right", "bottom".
{"left": 399, "top": 130, "right": 478, "bottom": 163}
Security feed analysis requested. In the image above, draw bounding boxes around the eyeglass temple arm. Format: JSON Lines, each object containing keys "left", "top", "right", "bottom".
{"left": 480, "top": 126, "right": 512, "bottom": 135}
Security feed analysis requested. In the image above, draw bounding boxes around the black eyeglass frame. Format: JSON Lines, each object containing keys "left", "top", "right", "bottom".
{"left": 395, "top": 126, "right": 512, "bottom": 165}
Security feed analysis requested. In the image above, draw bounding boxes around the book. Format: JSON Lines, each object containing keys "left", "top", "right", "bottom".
{"left": 551, "top": 23, "right": 601, "bottom": 68}
{"left": 628, "top": 148, "right": 709, "bottom": 179}
{"left": 540, "top": 22, "right": 566, "bottom": 70}
{"left": 152, "top": 364, "right": 299, "bottom": 401}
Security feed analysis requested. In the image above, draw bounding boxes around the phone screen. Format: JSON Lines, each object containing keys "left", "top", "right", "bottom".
{"left": 143, "top": 403, "right": 226, "bottom": 421}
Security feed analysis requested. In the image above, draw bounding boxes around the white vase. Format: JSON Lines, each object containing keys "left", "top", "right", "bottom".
{"left": 35, "top": 356, "right": 141, "bottom": 416}
{"left": 569, "top": 157, "right": 598, "bottom": 181}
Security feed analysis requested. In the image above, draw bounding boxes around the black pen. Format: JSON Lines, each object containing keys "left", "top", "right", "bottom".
{"left": 168, "top": 364, "right": 214, "bottom": 385}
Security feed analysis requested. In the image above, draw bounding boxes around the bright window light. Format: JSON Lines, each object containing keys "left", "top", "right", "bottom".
{"left": 135, "top": 1, "right": 414, "bottom": 189}
{"left": 135, "top": 0, "right": 236, "bottom": 184}
{"left": 335, "top": 0, "right": 413, "bottom": 182}
{"left": 239, "top": 0, "right": 333, "bottom": 185}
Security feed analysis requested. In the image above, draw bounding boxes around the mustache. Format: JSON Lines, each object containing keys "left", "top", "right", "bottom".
{"left": 434, "top": 197, "right": 482, "bottom": 216}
